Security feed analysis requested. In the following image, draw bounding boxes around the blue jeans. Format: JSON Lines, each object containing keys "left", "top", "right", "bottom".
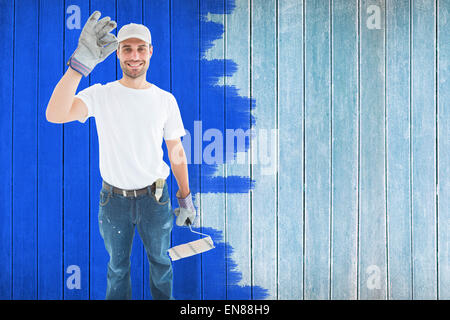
{"left": 98, "top": 180, "right": 174, "bottom": 300}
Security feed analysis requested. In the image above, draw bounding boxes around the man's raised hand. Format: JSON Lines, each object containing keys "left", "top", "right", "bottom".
{"left": 66, "top": 11, "right": 118, "bottom": 77}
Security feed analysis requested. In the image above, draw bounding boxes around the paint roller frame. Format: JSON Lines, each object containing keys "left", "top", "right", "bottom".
{"left": 167, "top": 219, "right": 215, "bottom": 261}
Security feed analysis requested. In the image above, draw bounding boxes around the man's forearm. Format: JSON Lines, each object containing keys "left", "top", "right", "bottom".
{"left": 171, "top": 162, "right": 190, "bottom": 198}
{"left": 46, "top": 67, "right": 82, "bottom": 122}
{"left": 169, "top": 146, "right": 190, "bottom": 198}
{"left": 167, "top": 139, "right": 196, "bottom": 224}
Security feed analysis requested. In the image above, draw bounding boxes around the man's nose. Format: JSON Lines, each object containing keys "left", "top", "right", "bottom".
{"left": 130, "top": 50, "right": 139, "bottom": 60}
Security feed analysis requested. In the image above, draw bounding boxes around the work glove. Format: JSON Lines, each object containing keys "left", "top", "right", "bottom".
{"left": 66, "top": 11, "right": 118, "bottom": 77}
{"left": 174, "top": 190, "right": 196, "bottom": 226}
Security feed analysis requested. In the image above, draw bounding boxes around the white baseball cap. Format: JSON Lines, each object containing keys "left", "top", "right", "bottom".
{"left": 117, "top": 23, "right": 152, "bottom": 45}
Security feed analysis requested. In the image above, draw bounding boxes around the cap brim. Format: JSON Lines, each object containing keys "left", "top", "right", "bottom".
{"left": 117, "top": 34, "right": 151, "bottom": 44}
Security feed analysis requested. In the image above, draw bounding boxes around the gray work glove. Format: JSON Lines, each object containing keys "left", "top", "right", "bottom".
{"left": 174, "top": 190, "right": 196, "bottom": 226}
{"left": 66, "top": 11, "right": 118, "bottom": 77}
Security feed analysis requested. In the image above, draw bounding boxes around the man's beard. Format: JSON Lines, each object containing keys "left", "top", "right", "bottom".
{"left": 120, "top": 60, "right": 149, "bottom": 79}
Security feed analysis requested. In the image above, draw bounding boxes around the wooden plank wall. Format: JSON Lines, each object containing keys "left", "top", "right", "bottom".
{"left": 0, "top": 0, "right": 447, "bottom": 300}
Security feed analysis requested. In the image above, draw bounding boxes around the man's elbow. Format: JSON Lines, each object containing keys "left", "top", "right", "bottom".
{"left": 45, "top": 107, "right": 65, "bottom": 123}
{"left": 46, "top": 108, "right": 57, "bottom": 123}
{"left": 167, "top": 140, "right": 187, "bottom": 166}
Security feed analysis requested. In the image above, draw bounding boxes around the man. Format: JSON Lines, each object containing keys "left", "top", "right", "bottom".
{"left": 46, "top": 11, "right": 196, "bottom": 300}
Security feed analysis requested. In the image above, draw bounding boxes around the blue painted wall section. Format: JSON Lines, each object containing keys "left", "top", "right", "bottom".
{"left": 188, "top": 0, "right": 255, "bottom": 194}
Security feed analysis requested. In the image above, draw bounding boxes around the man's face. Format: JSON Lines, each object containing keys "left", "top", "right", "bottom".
{"left": 117, "top": 38, "right": 153, "bottom": 79}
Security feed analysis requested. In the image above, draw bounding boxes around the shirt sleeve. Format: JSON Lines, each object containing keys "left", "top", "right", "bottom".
{"left": 74, "top": 83, "right": 102, "bottom": 124}
{"left": 163, "top": 93, "right": 187, "bottom": 141}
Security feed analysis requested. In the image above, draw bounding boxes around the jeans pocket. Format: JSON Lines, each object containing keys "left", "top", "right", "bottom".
{"left": 153, "top": 195, "right": 169, "bottom": 206}
{"left": 99, "top": 191, "right": 111, "bottom": 207}
{"left": 151, "top": 188, "right": 169, "bottom": 206}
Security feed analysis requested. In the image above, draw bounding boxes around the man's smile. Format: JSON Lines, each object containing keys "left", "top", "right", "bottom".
{"left": 126, "top": 62, "right": 144, "bottom": 69}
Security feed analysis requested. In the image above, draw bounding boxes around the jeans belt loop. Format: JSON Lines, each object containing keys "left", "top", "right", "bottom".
{"left": 104, "top": 181, "right": 113, "bottom": 197}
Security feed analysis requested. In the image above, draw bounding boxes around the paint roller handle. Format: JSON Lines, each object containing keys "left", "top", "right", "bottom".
{"left": 174, "top": 207, "right": 196, "bottom": 227}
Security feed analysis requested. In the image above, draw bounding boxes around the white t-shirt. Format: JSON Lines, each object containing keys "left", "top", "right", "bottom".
{"left": 75, "top": 80, "right": 186, "bottom": 189}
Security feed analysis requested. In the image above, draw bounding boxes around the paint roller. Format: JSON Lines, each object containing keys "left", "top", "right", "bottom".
{"left": 167, "top": 210, "right": 215, "bottom": 261}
